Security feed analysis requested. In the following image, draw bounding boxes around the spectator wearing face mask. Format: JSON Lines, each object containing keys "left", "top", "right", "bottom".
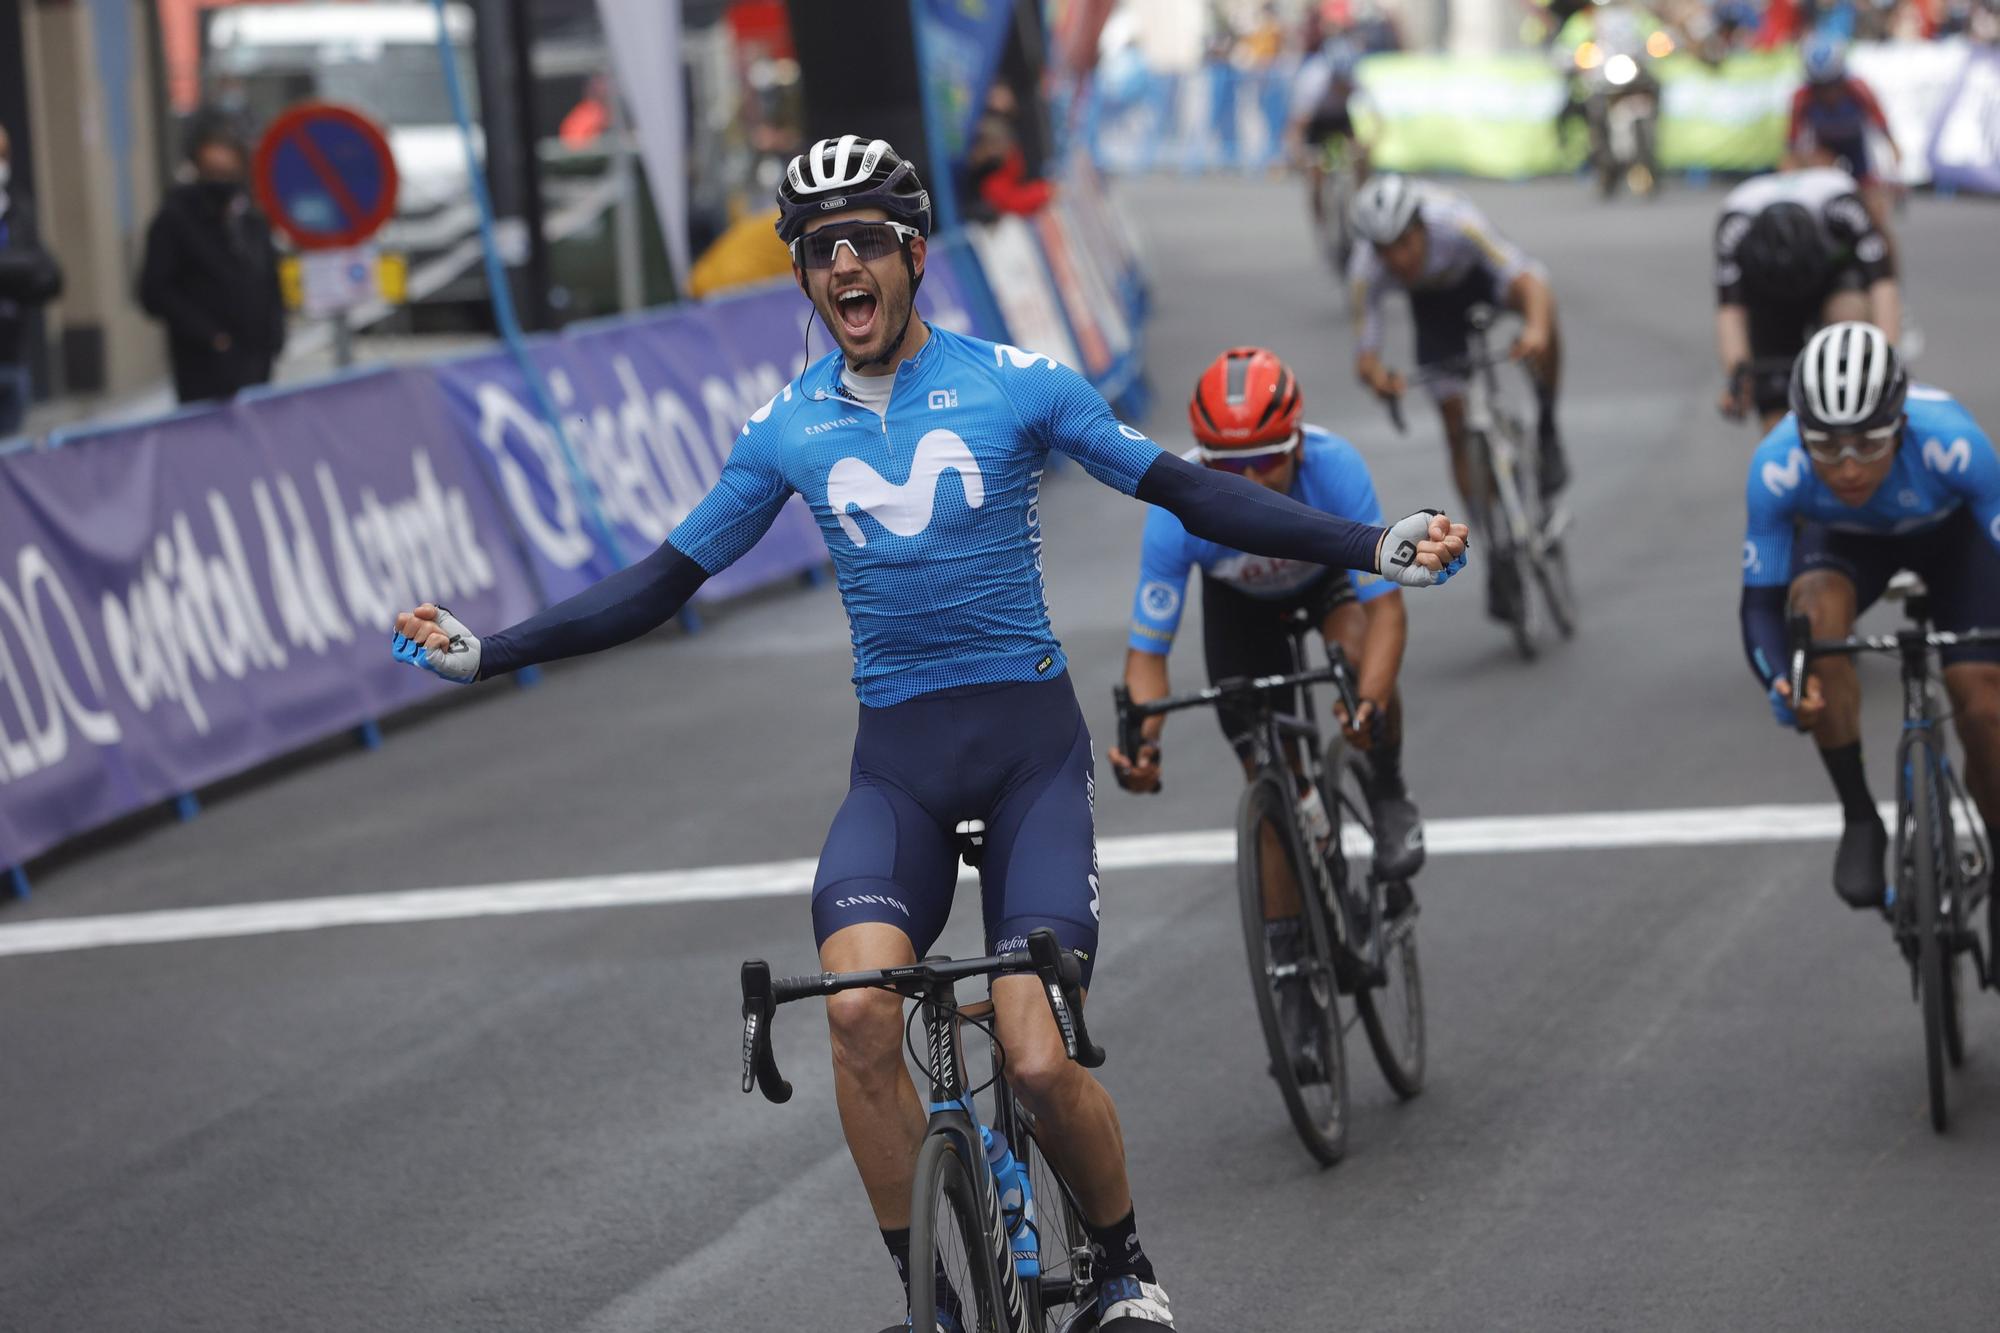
{"left": 0, "top": 123, "right": 64, "bottom": 437}
{"left": 138, "top": 116, "right": 286, "bottom": 405}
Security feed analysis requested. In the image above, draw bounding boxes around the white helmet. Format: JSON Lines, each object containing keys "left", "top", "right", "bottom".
{"left": 1351, "top": 174, "right": 1422, "bottom": 246}
{"left": 1789, "top": 322, "right": 1907, "bottom": 433}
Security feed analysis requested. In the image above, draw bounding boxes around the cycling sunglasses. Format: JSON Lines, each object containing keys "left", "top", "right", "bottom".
{"left": 791, "top": 220, "right": 921, "bottom": 270}
{"left": 1195, "top": 432, "right": 1301, "bottom": 476}
{"left": 1800, "top": 421, "right": 1900, "bottom": 465}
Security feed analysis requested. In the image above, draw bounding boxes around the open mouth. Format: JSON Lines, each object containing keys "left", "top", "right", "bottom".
{"left": 835, "top": 286, "right": 879, "bottom": 340}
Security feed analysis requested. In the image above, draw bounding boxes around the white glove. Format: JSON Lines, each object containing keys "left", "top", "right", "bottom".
{"left": 390, "top": 606, "right": 482, "bottom": 684}
{"left": 1378, "top": 510, "right": 1468, "bottom": 589}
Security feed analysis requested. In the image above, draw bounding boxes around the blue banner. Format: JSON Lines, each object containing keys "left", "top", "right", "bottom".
{"left": 0, "top": 368, "right": 540, "bottom": 868}
{"left": 916, "top": 0, "right": 1021, "bottom": 163}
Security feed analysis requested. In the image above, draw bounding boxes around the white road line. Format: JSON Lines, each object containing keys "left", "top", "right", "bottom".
{"left": 0, "top": 801, "right": 1884, "bottom": 959}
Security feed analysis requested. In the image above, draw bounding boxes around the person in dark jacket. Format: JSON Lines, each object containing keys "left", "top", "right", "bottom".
{"left": 0, "top": 124, "right": 64, "bottom": 436}
{"left": 138, "top": 120, "right": 286, "bottom": 405}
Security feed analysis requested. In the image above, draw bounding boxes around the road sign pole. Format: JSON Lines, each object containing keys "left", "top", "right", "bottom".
{"left": 332, "top": 311, "right": 354, "bottom": 369}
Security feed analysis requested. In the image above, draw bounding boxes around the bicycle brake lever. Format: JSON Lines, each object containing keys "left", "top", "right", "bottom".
{"left": 1786, "top": 613, "right": 1815, "bottom": 735}
{"left": 740, "top": 960, "right": 793, "bottom": 1103}
{"left": 1027, "top": 928, "right": 1105, "bottom": 1069}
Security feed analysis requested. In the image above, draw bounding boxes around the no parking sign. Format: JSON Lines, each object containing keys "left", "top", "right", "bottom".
{"left": 253, "top": 102, "right": 400, "bottom": 251}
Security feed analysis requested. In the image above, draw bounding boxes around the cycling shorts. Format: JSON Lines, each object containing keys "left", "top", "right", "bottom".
{"left": 1411, "top": 266, "right": 1500, "bottom": 402}
{"left": 1201, "top": 570, "right": 1355, "bottom": 761}
{"left": 1304, "top": 104, "right": 1356, "bottom": 147}
{"left": 812, "top": 674, "right": 1103, "bottom": 984}
{"left": 1794, "top": 508, "right": 2000, "bottom": 668}
{"left": 1746, "top": 267, "right": 1869, "bottom": 414}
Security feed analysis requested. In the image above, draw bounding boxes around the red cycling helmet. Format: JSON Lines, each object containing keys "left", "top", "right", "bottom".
{"left": 1188, "top": 347, "right": 1304, "bottom": 463}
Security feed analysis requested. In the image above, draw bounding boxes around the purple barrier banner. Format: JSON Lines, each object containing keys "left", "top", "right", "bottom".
{"left": 431, "top": 243, "right": 998, "bottom": 607}
{"left": 1927, "top": 46, "right": 2000, "bottom": 196}
{"left": 0, "top": 368, "right": 540, "bottom": 868}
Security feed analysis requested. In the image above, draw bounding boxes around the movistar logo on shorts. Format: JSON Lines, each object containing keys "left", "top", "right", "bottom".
{"left": 827, "top": 428, "right": 985, "bottom": 546}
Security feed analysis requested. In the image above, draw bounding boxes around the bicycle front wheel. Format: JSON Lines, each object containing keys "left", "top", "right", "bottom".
{"left": 1237, "top": 773, "right": 1349, "bottom": 1166}
{"left": 1908, "top": 737, "right": 1951, "bottom": 1133}
{"left": 909, "top": 1132, "right": 1009, "bottom": 1332}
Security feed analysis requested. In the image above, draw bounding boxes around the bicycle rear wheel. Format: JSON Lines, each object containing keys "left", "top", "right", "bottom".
{"left": 1237, "top": 773, "right": 1349, "bottom": 1166}
{"left": 1909, "top": 738, "right": 1951, "bottom": 1133}
{"left": 910, "top": 1132, "right": 1009, "bottom": 1332}
{"left": 1329, "top": 760, "right": 1426, "bottom": 1099}
{"left": 1354, "top": 894, "right": 1426, "bottom": 1100}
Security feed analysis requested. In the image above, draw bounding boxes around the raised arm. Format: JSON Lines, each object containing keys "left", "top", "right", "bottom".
{"left": 1021, "top": 356, "right": 1460, "bottom": 580}
{"left": 392, "top": 405, "right": 796, "bottom": 681}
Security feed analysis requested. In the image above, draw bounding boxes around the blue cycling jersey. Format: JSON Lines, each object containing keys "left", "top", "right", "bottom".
{"left": 669, "top": 327, "right": 1163, "bottom": 705}
{"left": 1742, "top": 387, "right": 2000, "bottom": 591}
{"left": 1128, "top": 427, "right": 1390, "bottom": 654}
{"left": 1738, "top": 386, "right": 2000, "bottom": 686}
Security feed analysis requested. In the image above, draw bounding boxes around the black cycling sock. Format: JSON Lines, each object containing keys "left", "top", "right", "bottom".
{"left": 883, "top": 1226, "right": 912, "bottom": 1301}
{"left": 1086, "top": 1206, "right": 1158, "bottom": 1285}
{"left": 1820, "top": 742, "right": 1879, "bottom": 822}
{"left": 1367, "top": 738, "right": 1407, "bottom": 801}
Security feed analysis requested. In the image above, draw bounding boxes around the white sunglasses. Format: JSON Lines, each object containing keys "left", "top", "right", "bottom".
{"left": 1195, "top": 431, "right": 1301, "bottom": 473}
{"left": 1800, "top": 421, "right": 1900, "bottom": 464}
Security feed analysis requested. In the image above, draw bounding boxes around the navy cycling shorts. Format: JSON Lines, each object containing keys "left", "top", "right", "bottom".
{"left": 1794, "top": 508, "right": 2000, "bottom": 667}
{"left": 811, "top": 674, "right": 1102, "bottom": 984}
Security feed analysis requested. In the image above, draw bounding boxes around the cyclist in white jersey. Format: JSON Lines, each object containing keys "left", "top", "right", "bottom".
{"left": 1348, "top": 173, "right": 1569, "bottom": 621}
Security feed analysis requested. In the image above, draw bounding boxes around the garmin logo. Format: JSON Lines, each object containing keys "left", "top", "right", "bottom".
{"left": 805, "top": 416, "right": 863, "bottom": 436}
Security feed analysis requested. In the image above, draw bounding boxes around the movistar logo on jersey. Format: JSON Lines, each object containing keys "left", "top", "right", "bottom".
{"left": 1922, "top": 437, "right": 1972, "bottom": 474}
{"left": 827, "top": 428, "right": 985, "bottom": 547}
{"left": 1762, "top": 446, "right": 1809, "bottom": 497}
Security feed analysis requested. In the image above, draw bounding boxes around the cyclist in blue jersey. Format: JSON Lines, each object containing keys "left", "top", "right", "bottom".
{"left": 1110, "top": 347, "right": 1425, "bottom": 885}
{"left": 1740, "top": 323, "right": 2000, "bottom": 910}
{"left": 389, "top": 135, "right": 1466, "bottom": 1332}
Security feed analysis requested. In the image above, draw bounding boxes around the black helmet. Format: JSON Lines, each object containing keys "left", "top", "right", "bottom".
{"left": 775, "top": 135, "right": 932, "bottom": 244}
{"left": 1789, "top": 321, "right": 1907, "bottom": 434}
{"left": 1738, "top": 202, "right": 1829, "bottom": 301}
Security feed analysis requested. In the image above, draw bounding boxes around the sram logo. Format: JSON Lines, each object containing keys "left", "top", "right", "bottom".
{"left": 827, "top": 429, "right": 984, "bottom": 547}
{"left": 1762, "top": 446, "right": 1809, "bottom": 496}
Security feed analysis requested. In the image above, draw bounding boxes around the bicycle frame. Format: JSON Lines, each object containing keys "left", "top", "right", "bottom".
{"left": 1114, "top": 617, "right": 1395, "bottom": 982}
{"left": 1791, "top": 602, "right": 1997, "bottom": 987}
{"left": 739, "top": 929, "right": 1103, "bottom": 1330}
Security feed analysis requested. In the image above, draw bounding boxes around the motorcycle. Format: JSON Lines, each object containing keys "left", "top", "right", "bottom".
{"left": 1571, "top": 17, "right": 1670, "bottom": 199}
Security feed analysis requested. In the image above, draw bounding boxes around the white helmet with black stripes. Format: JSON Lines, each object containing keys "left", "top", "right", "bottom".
{"left": 775, "top": 135, "right": 931, "bottom": 244}
{"left": 1789, "top": 321, "right": 1907, "bottom": 434}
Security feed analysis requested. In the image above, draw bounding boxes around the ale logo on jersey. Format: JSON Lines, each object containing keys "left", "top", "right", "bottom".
{"left": 827, "top": 428, "right": 984, "bottom": 547}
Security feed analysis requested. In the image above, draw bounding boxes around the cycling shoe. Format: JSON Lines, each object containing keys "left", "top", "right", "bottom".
{"left": 1099, "top": 1275, "right": 1177, "bottom": 1329}
{"left": 1834, "top": 815, "right": 1888, "bottom": 911}
{"left": 1370, "top": 794, "right": 1427, "bottom": 881}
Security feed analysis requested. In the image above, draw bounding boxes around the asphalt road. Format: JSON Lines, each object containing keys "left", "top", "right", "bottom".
{"left": 5, "top": 174, "right": 1998, "bottom": 1332}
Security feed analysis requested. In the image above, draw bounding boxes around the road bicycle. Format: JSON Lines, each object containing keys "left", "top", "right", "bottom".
{"left": 1787, "top": 578, "right": 1999, "bottom": 1132}
{"left": 741, "top": 927, "right": 1104, "bottom": 1330}
{"left": 1389, "top": 305, "right": 1576, "bottom": 659}
{"left": 1114, "top": 616, "right": 1422, "bottom": 1165}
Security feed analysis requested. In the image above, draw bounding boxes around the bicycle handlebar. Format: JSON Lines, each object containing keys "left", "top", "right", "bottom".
{"left": 739, "top": 926, "right": 1103, "bottom": 1105}
{"left": 1378, "top": 350, "right": 1514, "bottom": 433}
{"left": 1114, "top": 662, "right": 1359, "bottom": 764}
{"left": 1784, "top": 613, "right": 2000, "bottom": 735}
